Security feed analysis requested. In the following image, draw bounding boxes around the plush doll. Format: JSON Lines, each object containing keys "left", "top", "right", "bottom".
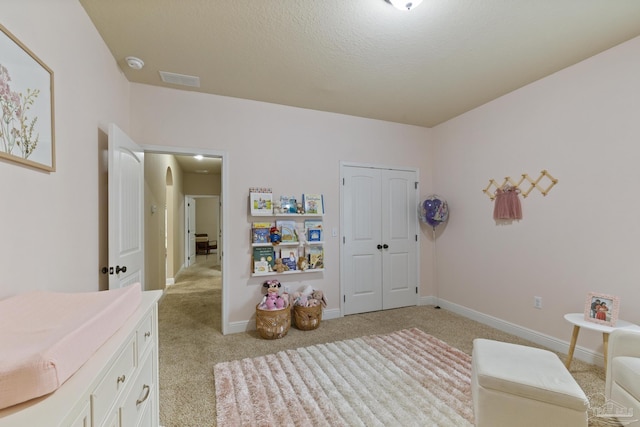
{"left": 273, "top": 258, "right": 288, "bottom": 273}
{"left": 269, "top": 226, "right": 281, "bottom": 245}
{"left": 297, "top": 256, "right": 307, "bottom": 271}
{"left": 296, "top": 202, "right": 304, "bottom": 214}
{"left": 312, "top": 290, "right": 327, "bottom": 308}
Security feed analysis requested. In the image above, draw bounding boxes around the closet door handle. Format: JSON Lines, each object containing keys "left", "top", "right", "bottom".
{"left": 383, "top": 244, "right": 389, "bottom": 249}
{"left": 115, "top": 265, "right": 127, "bottom": 274}
{"left": 377, "top": 244, "right": 383, "bottom": 250}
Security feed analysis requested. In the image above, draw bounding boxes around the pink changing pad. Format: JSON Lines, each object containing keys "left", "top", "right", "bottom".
{"left": 0, "top": 283, "right": 142, "bottom": 410}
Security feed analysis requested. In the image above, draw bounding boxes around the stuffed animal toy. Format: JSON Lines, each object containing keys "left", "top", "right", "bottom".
{"left": 273, "top": 258, "right": 289, "bottom": 273}
{"left": 269, "top": 226, "right": 281, "bottom": 245}
{"left": 296, "top": 202, "right": 304, "bottom": 214}
{"left": 297, "top": 256, "right": 307, "bottom": 271}
{"left": 312, "top": 290, "right": 327, "bottom": 308}
{"left": 260, "top": 280, "right": 287, "bottom": 310}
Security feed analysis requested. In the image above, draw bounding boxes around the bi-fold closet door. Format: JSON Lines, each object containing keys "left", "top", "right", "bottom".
{"left": 341, "top": 164, "right": 418, "bottom": 315}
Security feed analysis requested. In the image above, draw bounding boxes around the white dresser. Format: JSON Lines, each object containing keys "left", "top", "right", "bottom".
{"left": 0, "top": 290, "right": 162, "bottom": 427}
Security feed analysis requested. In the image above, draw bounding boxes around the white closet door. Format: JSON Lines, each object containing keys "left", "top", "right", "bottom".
{"left": 342, "top": 165, "right": 418, "bottom": 315}
{"left": 381, "top": 169, "right": 418, "bottom": 310}
{"left": 342, "top": 166, "right": 383, "bottom": 315}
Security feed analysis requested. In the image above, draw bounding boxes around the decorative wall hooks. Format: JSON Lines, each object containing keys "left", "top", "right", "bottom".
{"left": 483, "top": 170, "right": 558, "bottom": 201}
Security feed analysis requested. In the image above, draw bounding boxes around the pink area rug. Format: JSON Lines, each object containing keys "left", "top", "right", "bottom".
{"left": 214, "top": 328, "right": 474, "bottom": 426}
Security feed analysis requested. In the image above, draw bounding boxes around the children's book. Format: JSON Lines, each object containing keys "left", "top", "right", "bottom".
{"left": 253, "top": 246, "right": 275, "bottom": 272}
{"left": 280, "top": 248, "right": 298, "bottom": 271}
{"left": 308, "top": 246, "right": 324, "bottom": 269}
{"left": 304, "top": 219, "right": 323, "bottom": 241}
{"left": 249, "top": 188, "right": 273, "bottom": 216}
{"left": 280, "top": 195, "right": 298, "bottom": 214}
{"left": 252, "top": 222, "right": 272, "bottom": 243}
{"left": 276, "top": 220, "right": 298, "bottom": 242}
{"left": 308, "top": 228, "right": 323, "bottom": 242}
{"left": 302, "top": 194, "right": 324, "bottom": 215}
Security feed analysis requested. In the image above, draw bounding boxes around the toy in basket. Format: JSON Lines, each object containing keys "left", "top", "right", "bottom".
{"left": 291, "top": 284, "right": 326, "bottom": 331}
{"left": 256, "top": 280, "right": 290, "bottom": 339}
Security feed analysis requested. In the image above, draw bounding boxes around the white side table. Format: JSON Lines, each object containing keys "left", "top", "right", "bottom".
{"left": 564, "top": 313, "right": 640, "bottom": 371}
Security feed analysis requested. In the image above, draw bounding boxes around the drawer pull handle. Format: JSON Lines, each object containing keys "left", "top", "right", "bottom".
{"left": 117, "top": 375, "right": 126, "bottom": 384}
{"left": 136, "top": 384, "right": 151, "bottom": 406}
{"left": 144, "top": 331, "right": 151, "bottom": 338}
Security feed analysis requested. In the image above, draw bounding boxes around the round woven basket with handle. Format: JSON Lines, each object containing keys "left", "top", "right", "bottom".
{"left": 255, "top": 305, "right": 291, "bottom": 339}
{"left": 293, "top": 304, "right": 322, "bottom": 330}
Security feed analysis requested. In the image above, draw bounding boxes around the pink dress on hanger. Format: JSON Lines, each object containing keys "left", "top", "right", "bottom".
{"left": 493, "top": 187, "right": 522, "bottom": 220}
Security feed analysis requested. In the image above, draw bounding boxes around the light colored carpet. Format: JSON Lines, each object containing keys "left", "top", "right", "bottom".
{"left": 158, "top": 258, "right": 613, "bottom": 427}
{"left": 214, "top": 328, "right": 473, "bottom": 427}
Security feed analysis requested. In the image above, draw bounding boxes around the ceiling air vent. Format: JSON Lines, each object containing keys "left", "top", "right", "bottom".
{"left": 159, "top": 71, "right": 201, "bottom": 88}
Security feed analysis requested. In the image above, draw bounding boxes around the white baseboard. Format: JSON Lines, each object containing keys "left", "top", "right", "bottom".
{"left": 420, "top": 296, "right": 604, "bottom": 367}
{"left": 226, "top": 296, "right": 603, "bottom": 367}
{"left": 226, "top": 308, "right": 342, "bottom": 335}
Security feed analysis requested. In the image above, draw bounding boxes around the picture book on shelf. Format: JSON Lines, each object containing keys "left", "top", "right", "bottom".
{"left": 308, "top": 245, "right": 324, "bottom": 269}
{"left": 303, "top": 194, "right": 324, "bottom": 215}
{"left": 280, "top": 195, "right": 298, "bottom": 214}
{"left": 249, "top": 188, "right": 273, "bottom": 215}
{"left": 276, "top": 220, "right": 297, "bottom": 242}
{"left": 308, "top": 228, "right": 322, "bottom": 242}
{"left": 252, "top": 222, "right": 272, "bottom": 243}
{"left": 280, "top": 248, "right": 298, "bottom": 271}
{"left": 253, "top": 246, "right": 275, "bottom": 272}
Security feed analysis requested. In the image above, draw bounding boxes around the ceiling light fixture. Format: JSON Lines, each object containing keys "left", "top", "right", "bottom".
{"left": 194, "top": 155, "right": 204, "bottom": 160}
{"left": 386, "top": 0, "right": 423, "bottom": 11}
{"left": 125, "top": 56, "right": 144, "bottom": 70}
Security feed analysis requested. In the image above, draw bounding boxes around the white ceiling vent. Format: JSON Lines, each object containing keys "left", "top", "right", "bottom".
{"left": 159, "top": 71, "right": 201, "bottom": 88}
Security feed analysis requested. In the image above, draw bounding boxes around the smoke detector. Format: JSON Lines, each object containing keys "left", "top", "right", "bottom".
{"left": 125, "top": 56, "right": 144, "bottom": 70}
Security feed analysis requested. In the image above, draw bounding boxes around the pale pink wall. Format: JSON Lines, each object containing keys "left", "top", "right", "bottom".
{"left": 0, "top": 0, "right": 130, "bottom": 298}
{"left": 433, "top": 36, "right": 640, "bottom": 353}
{"left": 129, "top": 85, "right": 434, "bottom": 324}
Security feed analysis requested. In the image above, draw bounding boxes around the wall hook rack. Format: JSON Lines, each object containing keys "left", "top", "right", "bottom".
{"left": 483, "top": 170, "right": 558, "bottom": 201}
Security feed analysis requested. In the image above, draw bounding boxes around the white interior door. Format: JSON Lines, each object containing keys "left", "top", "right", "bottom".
{"left": 108, "top": 123, "right": 144, "bottom": 289}
{"left": 186, "top": 196, "right": 196, "bottom": 266}
{"left": 342, "top": 166, "right": 383, "bottom": 315}
{"left": 342, "top": 165, "right": 418, "bottom": 315}
{"left": 381, "top": 169, "right": 418, "bottom": 309}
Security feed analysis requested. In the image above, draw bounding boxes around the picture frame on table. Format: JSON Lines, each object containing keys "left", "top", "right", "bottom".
{"left": 584, "top": 292, "right": 620, "bottom": 327}
{"left": 0, "top": 24, "right": 55, "bottom": 172}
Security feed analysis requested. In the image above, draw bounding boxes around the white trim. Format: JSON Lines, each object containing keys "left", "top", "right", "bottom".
{"left": 419, "top": 296, "right": 604, "bottom": 367}
{"left": 226, "top": 308, "right": 342, "bottom": 335}
{"left": 142, "top": 144, "right": 230, "bottom": 335}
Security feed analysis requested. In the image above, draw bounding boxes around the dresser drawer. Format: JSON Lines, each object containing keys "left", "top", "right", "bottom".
{"left": 91, "top": 334, "right": 136, "bottom": 426}
{"left": 136, "top": 309, "right": 155, "bottom": 361}
{"left": 119, "top": 349, "right": 154, "bottom": 427}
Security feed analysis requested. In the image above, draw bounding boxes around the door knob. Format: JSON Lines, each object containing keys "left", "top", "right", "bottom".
{"left": 377, "top": 244, "right": 383, "bottom": 250}
{"left": 115, "top": 265, "right": 127, "bottom": 274}
{"left": 383, "top": 244, "right": 389, "bottom": 249}
{"left": 101, "top": 267, "right": 108, "bottom": 274}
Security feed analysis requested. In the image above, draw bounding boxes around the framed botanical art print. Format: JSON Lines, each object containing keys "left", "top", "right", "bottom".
{"left": 584, "top": 292, "right": 620, "bottom": 327}
{"left": 0, "top": 24, "right": 55, "bottom": 172}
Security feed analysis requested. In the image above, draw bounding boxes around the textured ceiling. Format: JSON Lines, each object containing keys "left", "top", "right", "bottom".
{"left": 79, "top": 0, "right": 640, "bottom": 128}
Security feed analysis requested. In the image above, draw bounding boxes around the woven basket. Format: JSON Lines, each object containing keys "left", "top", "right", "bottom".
{"left": 293, "top": 304, "right": 322, "bottom": 330}
{"left": 255, "top": 305, "right": 291, "bottom": 339}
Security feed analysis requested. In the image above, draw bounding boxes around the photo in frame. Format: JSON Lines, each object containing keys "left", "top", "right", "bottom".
{"left": 584, "top": 292, "right": 620, "bottom": 327}
{"left": 0, "top": 24, "right": 55, "bottom": 172}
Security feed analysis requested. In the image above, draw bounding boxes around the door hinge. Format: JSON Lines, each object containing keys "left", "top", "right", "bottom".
{"left": 415, "top": 182, "right": 418, "bottom": 189}
{"left": 342, "top": 178, "right": 345, "bottom": 185}
{"left": 343, "top": 236, "right": 346, "bottom": 244}
{"left": 415, "top": 235, "right": 418, "bottom": 241}
{"left": 416, "top": 287, "right": 418, "bottom": 294}
{"left": 343, "top": 295, "right": 346, "bottom": 303}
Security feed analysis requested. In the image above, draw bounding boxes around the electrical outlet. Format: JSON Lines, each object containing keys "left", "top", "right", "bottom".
{"left": 534, "top": 296, "right": 542, "bottom": 309}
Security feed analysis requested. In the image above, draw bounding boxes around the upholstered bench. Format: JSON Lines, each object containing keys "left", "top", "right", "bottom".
{"left": 471, "top": 338, "right": 589, "bottom": 427}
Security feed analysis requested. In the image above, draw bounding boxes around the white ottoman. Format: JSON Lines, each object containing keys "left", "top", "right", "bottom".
{"left": 472, "top": 339, "right": 589, "bottom": 427}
